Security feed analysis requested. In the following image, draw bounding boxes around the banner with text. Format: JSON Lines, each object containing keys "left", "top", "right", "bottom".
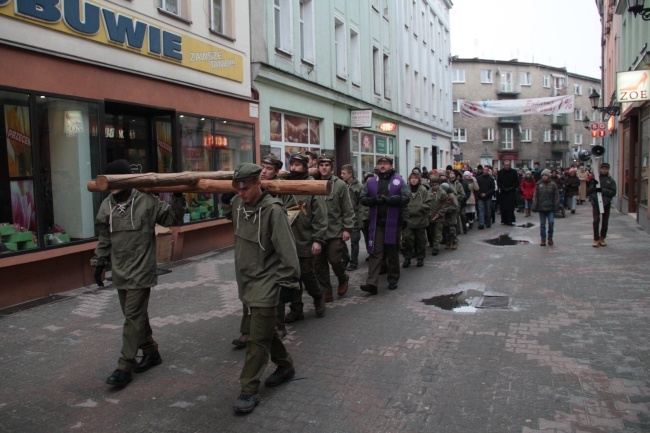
{"left": 461, "top": 95, "right": 574, "bottom": 118}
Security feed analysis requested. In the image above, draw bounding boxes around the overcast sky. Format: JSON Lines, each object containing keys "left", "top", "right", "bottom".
{"left": 450, "top": 0, "right": 602, "bottom": 79}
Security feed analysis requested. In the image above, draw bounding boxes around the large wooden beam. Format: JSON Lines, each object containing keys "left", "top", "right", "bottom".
{"left": 94, "top": 168, "right": 319, "bottom": 191}
{"left": 86, "top": 179, "right": 331, "bottom": 196}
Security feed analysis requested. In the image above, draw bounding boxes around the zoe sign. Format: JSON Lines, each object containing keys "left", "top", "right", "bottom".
{"left": 617, "top": 70, "right": 649, "bottom": 103}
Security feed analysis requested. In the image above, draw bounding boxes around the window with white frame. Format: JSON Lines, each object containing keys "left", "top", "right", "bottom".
{"left": 382, "top": 0, "right": 389, "bottom": 19}
{"left": 482, "top": 127, "right": 494, "bottom": 141}
{"left": 414, "top": 70, "right": 420, "bottom": 111}
{"left": 452, "top": 68, "right": 465, "bottom": 83}
{"left": 574, "top": 109, "right": 583, "bottom": 121}
{"left": 300, "top": 0, "right": 315, "bottom": 63}
{"left": 383, "top": 53, "right": 391, "bottom": 99}
{"left": 502, "top": 128, "right": 513, "bottom": 149}
{"left": 334, "top": 18, "right": 346, "bottom": 78}
{"left": 274, "top": 0, "right": 293, "bottom": 54}
{"left": 574, "top": 83, "right": 582, "bottom": 95}
{"left": 405, "top": 64, "right": 411, "bottom": 106}
{"left": 543, "top": 75, "right": 550, "bottom": 88}
{"left": 521, "top": 128, "right": 532, "bottom": 142}
{"left": 371, "top": 0, "right": 380, "bottom": 11}
{"left": 210, "top": 0, "right": 226, "bottom": 34}
{"left": 543, "top": 130, "right": 551, "bottom": 142}
{"left": 453, "top": 128, "right": 467, "bottom": 142}
{"left": 453, "top": 99, "right": 464, "bottom": 113}
{"left": 519, "top": 71, "right": 531, "bottom": 86}
{"left": 552, "top": 130, "right": 563, "bottom": 141}
{"left": 350, "top": 30, "right": 360, "bottom": 84}
{"left": 373, "top": 46, "right": 381, "bottom": 95}
{"left": 159, "top": 0, "right": 180, "bottom": 16}
{"left": 423, "top": 76, "right": 428, "bottom": 115}
{"left": 480, "top": 69, "right": 493, "bottom": 83}
{"left": 574, "top": 133, "right": 583, "bottom": 144}
{"left": 412, "top": 0, "right": 418, "bottom": 36}
{"left": 430, "top": 83, "right": 435, "bottom": 117}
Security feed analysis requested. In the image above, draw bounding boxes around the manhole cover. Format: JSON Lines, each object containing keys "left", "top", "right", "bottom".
{"left": 484, "top": 234, "right": 530, "bottom": 246}
{"left": 477, "top": 296, "right": 511, "bottom": 309}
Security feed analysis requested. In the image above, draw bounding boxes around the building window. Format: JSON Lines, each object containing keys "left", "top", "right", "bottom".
{"left": 453, "top": 99, "right": 465, "bottom": 113}
{"left": 452, "top": 68, "right": 465, "bottom": 83}
{"left": 383, "top": 53, "right": 391, "bottom": 99}
{"left": 423, "top": 76, "right": 428, "bottom": 115}
{"left": 574, "top": 83, "right": 582, "bottom": 95}
{"left": 482, "top": 128, "right": 494, "bottom": 141}
{"left": 501, "top": 128, "right": 513, "bottom": 149}
{"left": 430, "top": 83, "right": 435, "bottom": 117}
{"left": 543, "top": 130, "right": 551, "bottom": 142}
{"left": 159, "top": 0, "right": 180, "bottom": 16}
{"left": 574, "top": 133, "right": 583, "bottom": 145}
{"left": 210, "top": 0, "right": 225, "bottom": 34}
{"left": 373, "top": 46, "right": 381, "bottom": 95}
{"left": 274, "top": 0, "right": 293, "bottom": 54}
{"left": 574, "top": 109, "right": 583, "bottom": 121}
{"left": 480, "top": 69, "right": 493, "bottom": 83}
{"left": 521, "top": 128, "right": 532, "bottom": 142}
{"left": 519, "top": 71, "right": 531, "bottom": 86}
{"left": 543, "top": 75, "right": 550, "bottom": 88}
{"left": 453, "top": 128, "right": 467, "bottom": 142}
{"left": 414, "top": 70, "right": 420, "bottom": 111}
{"left": 268, "top": 111, "right": 321, "bottom": 170}
{"left": 552, "top": 130, "right": 564, "bottom": 141}
{"left": 350, "top": 29, "right": 360, "bottom": 85}
{"left": 300, "top": 0, "right": 315, "bottom": 64}
{"left": 334, "top": 18, "right": 347, "bottom": 79}
{"left": 351, "top": 129, "right": 396, "bottom": 177}
{"left": 405, "top": 64, "right": 411, "bottom": 107}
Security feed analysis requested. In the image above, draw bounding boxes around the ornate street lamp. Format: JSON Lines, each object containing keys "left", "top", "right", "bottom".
{"left": 627, "top": 0, "right": 650, "bottom": 20}
{"left": 582, "top": 114, "right": 591, "bottom": 130}
{"left": 589, "top": 89, "right": 620, "bottom": 116}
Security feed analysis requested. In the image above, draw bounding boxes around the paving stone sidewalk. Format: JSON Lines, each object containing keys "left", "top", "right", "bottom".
{"left": 1, "top": 206, "right": 649, "bottom": 433}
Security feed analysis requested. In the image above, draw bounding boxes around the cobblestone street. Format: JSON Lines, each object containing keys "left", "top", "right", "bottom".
{"left": 1, "top": 207, "right": 649, "bottom": 433}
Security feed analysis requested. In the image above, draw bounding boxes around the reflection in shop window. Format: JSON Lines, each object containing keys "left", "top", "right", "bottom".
{"left": 269, "top": 111, "right": 321, "bottom": 170}
{"left": 180, "top": 115, "right": 254, "bottom": 221}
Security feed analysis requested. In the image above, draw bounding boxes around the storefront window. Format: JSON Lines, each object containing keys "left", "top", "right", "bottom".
{"left": 180, "top": 115, "right": 254, "bottom": 221}
{"left": 269, "top": 111, "right": 321, "bottom": 170}
{"left": 640, "top": 113, "right": 649, "bottom": 207}
{"left": 351, "top": 128, "right": 397, "bottom": 177}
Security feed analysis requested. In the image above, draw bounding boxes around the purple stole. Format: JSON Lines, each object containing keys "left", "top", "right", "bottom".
{"left": 367, "top": 173, "right": 404, "bottom": 254}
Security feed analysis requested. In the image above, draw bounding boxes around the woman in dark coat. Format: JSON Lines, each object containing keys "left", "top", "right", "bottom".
{"left": 496, "top": 161, "right": 519, "bottom": 226}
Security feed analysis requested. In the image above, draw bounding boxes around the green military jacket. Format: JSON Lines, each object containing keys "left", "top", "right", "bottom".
{"left": 444, "top": 191, "right": 459, "bottom": 225}
{"left": 429, "top": 188, "right": 450, "bottom": 221}
{"left": 406, "top": 184, "right": 432, "bottom": 229}
{"left": 91, "top": 190, "right": 185, "bottom": 289}
{"left": 285, "top": 178, "right": 328, "bottom": 257}
{"left": 232, "top": 191, "right": 300, "bottom": 308}
{"left": 450, "top": 179, "right": 465, "bottom": 207}
{"left": 347, "top": 178, "right": 363, "bottom": 229}
{"left": 322, "top": 175, "right": 355, "bottom": 240}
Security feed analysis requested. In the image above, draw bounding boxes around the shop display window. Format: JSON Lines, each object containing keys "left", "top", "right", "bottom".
{"left": 180, "top": 115, "right": 254, "bottom": 221}
{"left": 269, "top": 111, "right": 321, "bottom": 170}
{"left": 351, "top": 128, "right": 396, "bottom": 178}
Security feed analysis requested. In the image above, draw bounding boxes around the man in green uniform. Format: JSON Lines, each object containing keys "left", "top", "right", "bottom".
{"left": 402, "top": 171, "right": 431, "bottom": 268}
{"left": 284, "top": 153, "right": 327, "bottom": 322}
{"left": 340, "top": 164, "right": 363, "bottom": 271}
{"left": 314, "top": 154, "right": 355, "bottom": 301}
{"left": 91, "top": 159, "right": 185, "bottom": 388}
{"left": 428, "top": 177, "right": 450, "bottom": 256}
{"left": 230, "top": 163, "right": 300, "bottom": 415}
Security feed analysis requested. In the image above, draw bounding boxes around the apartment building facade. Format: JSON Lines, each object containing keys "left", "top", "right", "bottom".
{"left": 0, "top": 0, "right": 255, "bottom": 307}
{"left": 451, "top": 58, "right": 600, "bottom": 170}
{"left": 250, "top": 0, "right": 452, "bottom": 177}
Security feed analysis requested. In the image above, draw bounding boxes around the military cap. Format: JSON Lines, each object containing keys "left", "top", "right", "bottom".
{"left": 377, "top": 155, "right": 393, "bottom": 164}
{"left": 289, "top": 152, "right": 310, "bottom": 167}
{"left": 233, "top": 163, "right": 262, "bottom": 181}
{"left": 261, "top": 153, "right": 283, "bottom": 169}
{"left": 600, "top": 162, "right": 610, "bottom": 169}
{"left": 318, "top": 153, "right": 335, "bottom": 164}
{"left": 429, "top": 177, "right": 441, "bottom": 184}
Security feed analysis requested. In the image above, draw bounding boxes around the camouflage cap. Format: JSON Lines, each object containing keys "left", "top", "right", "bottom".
{"left": 261, "top": 153, "right": 283, "bottom": 169}
{"left": 233, "top": 163, "right": 262, "bottom": 181}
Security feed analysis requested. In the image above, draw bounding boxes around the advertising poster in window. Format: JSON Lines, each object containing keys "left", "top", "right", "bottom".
{"left": 10, "top": 180, "right": 36, "bottom": 232}
{"left": 284, "top": 114, "right": 310, "bottom": 144}
{"left": 376, "top": 136, "right": 387, "bottom": 154}
{"left": 64, "top": 111, "right": 84, "bottom": 137}
{"left": 156, "top": 121, "right": 173, "bottom": 173}
{"left": 5, "top": 105, "right": 32, "bottom": 177}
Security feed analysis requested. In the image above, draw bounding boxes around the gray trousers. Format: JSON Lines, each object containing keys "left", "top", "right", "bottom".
{"left": 117, "top": 288, "right": 157, "bottom": 372}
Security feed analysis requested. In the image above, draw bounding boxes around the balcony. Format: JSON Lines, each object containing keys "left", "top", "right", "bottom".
{"left": 499, "top": 141, "right": 521, "bottom": 153}
{"left": 551, "top": 140, "right": 570, "bottom": 153}
{"left": 497, "top": 82, "right": 521, "bottom": 95}
{"left": 497, "top": 116, "right": 522, "bottom": 124}
{"left": 551, "top": 113, "right": 569, "bottom": 127}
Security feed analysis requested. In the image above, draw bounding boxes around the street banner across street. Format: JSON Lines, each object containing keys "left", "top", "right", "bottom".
{"left": 461, "top": 95, "right": 575, "bottom": 118}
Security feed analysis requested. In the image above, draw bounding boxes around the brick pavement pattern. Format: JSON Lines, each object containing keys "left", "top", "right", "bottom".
{"left": 1, "top": 208, "right": 649, "bottom": 432}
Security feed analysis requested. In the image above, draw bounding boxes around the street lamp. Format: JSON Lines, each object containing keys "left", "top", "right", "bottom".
{"left": 589, "top": 89, "right": 620, "bottom": 116}
{"left": 627, "top": 0, "right": 650, "bottom": 20}
{"left": 582, "top": 114, "right": 591, "bottom": 130}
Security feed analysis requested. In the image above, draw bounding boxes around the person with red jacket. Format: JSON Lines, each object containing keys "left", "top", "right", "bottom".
{"left": 520, "top": 170, "right": 537, "bottom": 218}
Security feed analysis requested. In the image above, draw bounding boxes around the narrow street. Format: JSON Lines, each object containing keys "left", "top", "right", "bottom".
{"left": 1, "top": 207, "right": 649, "bottom": 433}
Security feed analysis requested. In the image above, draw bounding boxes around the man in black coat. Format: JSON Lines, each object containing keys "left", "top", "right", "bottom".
{"left": 475, "top": 165, "right": 495, "bottom": 229}
{"left": 497, "top": 160, "right": 519, "bottom": 226}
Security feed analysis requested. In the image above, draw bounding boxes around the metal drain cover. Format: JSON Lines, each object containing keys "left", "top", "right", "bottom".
{"left": 477, "top": 296, "right": 511, "bottom": 309}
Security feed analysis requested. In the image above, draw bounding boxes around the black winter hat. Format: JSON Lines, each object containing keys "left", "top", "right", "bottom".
{"left": 104, "top": 159, "right": 131, "bottom": 175}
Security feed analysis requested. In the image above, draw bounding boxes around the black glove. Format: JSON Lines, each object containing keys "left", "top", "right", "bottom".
{"left": 279, "top": 286, "right": 293, "bottom": 304}
{"left": 385, "top": 195, "right": 402, "bottom": 206}
{"left": 376, "top": 195, "right": 386, "bottom": 204}
{"left": 362, "top": 197, "right": 377, "bottom": 206}
{"left": 94, "top": 266, "right": 104, "bottom": 287}
{"left": 595, "top": 187, "right": 603, "bottom": 193}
